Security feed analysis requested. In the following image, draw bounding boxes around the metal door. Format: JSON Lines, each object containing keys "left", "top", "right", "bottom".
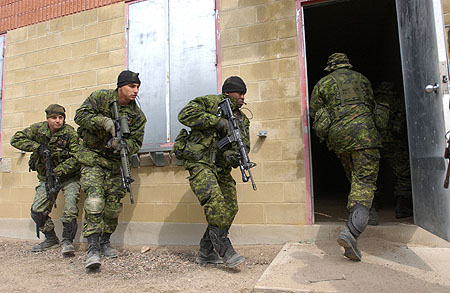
{"left": 396, "top": 0, "right": 450, "bottom": 240}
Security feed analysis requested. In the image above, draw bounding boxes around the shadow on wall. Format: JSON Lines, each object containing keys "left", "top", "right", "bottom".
{"left": 157, "top": 189, "right": 206, "bottom": 246}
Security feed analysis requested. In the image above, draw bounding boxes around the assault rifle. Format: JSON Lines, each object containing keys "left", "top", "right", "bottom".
{"left": 42, "top": 136, "right": 61, "bottom": 205}
{"left": 217, "top": 98, "right": 257, "bottom": 190}
{"left": 111, "top": 100, "right": 135, "bottom": 204}
{"left": 444, "top": 131, "right": 450, "bottom": 188}
{"left": 39, "top": 137, "right": 60, "bottom": 238}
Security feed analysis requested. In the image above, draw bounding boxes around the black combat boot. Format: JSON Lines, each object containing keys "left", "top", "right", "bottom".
{"left": 395, "top": 196, "right": 413, "bottom": 219}
{"left": 208, "top": 225, "right": 245, "bottom": 268}
{"left": 61, "top": 219, "right": 77, "bottom": 257}
{"left": 85, "top": 233, "right": 101, "bottom": 269}
{"left": 337, "top": 203, "right": 369, "bottom": 261}
{"left": 31, "top": 229, "right": 60, "bottom": 252}
{"left": 196, "top": 227, "right": 223, "bottom": 264}
{"left": 100, "top": 233, "right": 118, "bottom": 259}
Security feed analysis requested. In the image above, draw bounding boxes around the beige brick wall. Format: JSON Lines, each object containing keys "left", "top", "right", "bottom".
{"left": 443, "top": 0, "right": 450, "bottom": 54}
{"left": 0, "top": 0, "right": 306, "bottom": 227}
{"left": 220, "top": 0, "right": 305, "bottom": 225}
{"left": 1, "top": 3, "right": 126, "bottom": 219}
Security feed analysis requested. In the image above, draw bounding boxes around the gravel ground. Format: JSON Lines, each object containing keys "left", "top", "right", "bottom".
{"left": 0, "top": 237, "right": 282, "bottom": 292}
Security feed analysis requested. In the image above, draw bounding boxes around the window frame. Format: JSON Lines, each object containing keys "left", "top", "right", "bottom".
{"left": 125, "top": 0, "right": 222, "bottom": 158}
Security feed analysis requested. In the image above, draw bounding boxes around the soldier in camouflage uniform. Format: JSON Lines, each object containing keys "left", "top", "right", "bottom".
{"left": 373, "top": 82, "right": 413, "bottom": 220}
{"left": 310, "top": 53, "right": 382, "bottom": 261}
{"left": 177, "top": 76, "right": 250, "bottom": 268}
{"left": 74, "top": 70, "right": 146, "bottom": 269}
{"left": 10, "top": 104, "right": 81, "bottom": 256}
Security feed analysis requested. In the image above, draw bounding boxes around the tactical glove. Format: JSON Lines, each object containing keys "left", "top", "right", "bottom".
{"left": 107, "top": 137, "right": 121, "bottom": 152}
{"left": 38, "top": 145, "right": 50, "bottom": 158}
{"left": 223, "top": 150, "right": 240, "bottom": 168}
{"left": 102, "top": 117, "right": 116, "bottom": 137}
{"left": 215, "top": 118, "right": 229, "bottom": 137}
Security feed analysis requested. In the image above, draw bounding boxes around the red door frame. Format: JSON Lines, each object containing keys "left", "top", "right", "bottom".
{"left": 0, "top": 33, "right": 5, "bottom": 157}
{"left": 296, "top": 0, "right": 331, "bottom": 224}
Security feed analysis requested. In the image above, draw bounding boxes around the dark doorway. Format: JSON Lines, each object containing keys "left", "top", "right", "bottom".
{"left": 303, "top": 0, "right": 412, "bottom": 223}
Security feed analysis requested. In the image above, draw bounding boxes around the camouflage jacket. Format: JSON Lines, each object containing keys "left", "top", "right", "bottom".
{"left": 310, "top": 68, "right": 382, "bottom": 153}
{"left": 178, "top": 93, "right": 250, "bottom": 172}
{"left": 375, "top": 89, "right": 408, "bottom": 147}
{"left": 74, "top": 89, "right": 146, "bottom": 168}
{"left": 10, "top": 122, "right": 80, "bottom": 181}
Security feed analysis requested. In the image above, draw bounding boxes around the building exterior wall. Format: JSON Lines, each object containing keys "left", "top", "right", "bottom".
{"left": 443, "top": 0, "right": 450, "bottom": 55}
{"left": 0, "top": 0, "right": 307, "bottom": 244}
{"left": 0, "top": 0, "right": 123, "bottom": 33}
{"left": 1, "top": 2, "right": 127, "bottom": 220}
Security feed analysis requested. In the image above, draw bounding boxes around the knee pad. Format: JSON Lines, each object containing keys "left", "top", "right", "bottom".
{"left": 348, "top": 203, "right": 369, "bottom": 237}
{"left": 84, "top": 197, "right": 105, "bottom": 215}
{"left": 30, "top": 209, "right": 48, "bottom": 228}
{"left": 104, "top": 203, "right": 122, "bottom": 219}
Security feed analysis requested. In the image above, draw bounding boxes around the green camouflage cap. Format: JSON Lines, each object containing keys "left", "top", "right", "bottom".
{"left": 324, "top": 53, "right": 352, "bottom": 71}
{"left": 45, "top": 104, "right": 66, "bottom": 119}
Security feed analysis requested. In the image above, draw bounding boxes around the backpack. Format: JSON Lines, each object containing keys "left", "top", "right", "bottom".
{"left": 170, "top": 128, "right": 190, "bottom": 160}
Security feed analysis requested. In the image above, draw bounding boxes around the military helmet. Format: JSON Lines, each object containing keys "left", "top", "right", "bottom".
{"left": 375, "top": 81, "right": 395, "bottom": 94}
{"left": 45, "top": 104, "right": 66, "bottom": 119}
{"left": 324, "top": 53, "right": 353, "bottom": 71}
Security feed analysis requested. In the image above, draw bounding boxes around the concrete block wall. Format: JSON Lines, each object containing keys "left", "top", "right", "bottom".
{"left": 443, "top": 0, "right": 450, "bottom": 54}
{"left": 1, "top": 2, "right": 126, "bottom": 220}
{"left": 0, "top": 0, "right": 307, "bottom": 243}
{"left": 220, "top": 0, "right": 306, "bottom": 225}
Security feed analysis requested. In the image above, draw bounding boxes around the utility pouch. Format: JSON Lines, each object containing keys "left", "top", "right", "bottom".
{"left": 313, "top": 108, "right": 332, "bottom": 142}
{"left": 374, "top": 101, "right": 390, "bottom": 131}
{"left": 28, "top": 152, "right": 38, "bottom": 171}
{"left": 170, "top": 128, "right": 190, "bottom": 160}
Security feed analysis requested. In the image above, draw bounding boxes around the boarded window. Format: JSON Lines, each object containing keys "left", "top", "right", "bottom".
{"left": 127, "top": 0, "right": 218, "bottom": 153}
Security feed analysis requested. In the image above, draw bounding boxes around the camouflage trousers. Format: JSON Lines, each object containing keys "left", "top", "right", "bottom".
{"left": 380, "top": 146, "right": 412, "bottom": 199}
{"left": 338, "top": 148, "right": 380, "bottom": 210}
{"left": 31, "top": 177, "right": 81, "bottom": 233}
{"left": 80, "top": 165, "right": 125, "bottom": 237}
{"left": 188, "top": 165, "right": 238, "bottom": 229}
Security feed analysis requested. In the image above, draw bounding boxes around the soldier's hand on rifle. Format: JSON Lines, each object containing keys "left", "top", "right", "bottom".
{"left": 224, "top": 150, "right": 240, "bottom": 168}
{"left": 53, "top": 166, "right": 63, "bottom": 179}
{"left": 38, "top": 145, "right": 50, "bottom": 158}
{"left": 107, "top": 137, "right": 121, "bottom": 152}
{"left": 102, "top": 117, "right": 116, "bottom": 137}
{"left": 215, "top": 118, "right": 229, "bottom": 137}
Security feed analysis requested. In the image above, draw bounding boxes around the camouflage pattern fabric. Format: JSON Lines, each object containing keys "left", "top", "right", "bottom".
{"left": 31, "top": 178, "right": 81, "bottom": 232}
{"left": 75, "top": 89, "right": 146, "bottom": 163}
{"left": 324, "top": 52, "right": 353, "bottom": 72}
{"left": 80, "top": 165, "right": 125, "bottom": 236}
{"left": 310, "top": 68, "right": 382, "bottom": 154}
{"left": 188, "top": 166, "right": 238, "bottom": 228}
{"left": 74, "top": 89, "right": 146, "bottom": 237}
{"left": 310, "top": 66, "right": 382, "bottom": 210}
{"left": 10, "top": 121, "right": 81, "bottom": 181}
{"left": 338, "top": 148, "right": 380, "bottom": 209}
{"left": 178, "top": 93, "right": 250, "bottom": 228}
{"left": 10, "top": 121, "right": 81, "bottom": 232}
{"left": 375, "top": 82, "right": 412, "bottom": 199}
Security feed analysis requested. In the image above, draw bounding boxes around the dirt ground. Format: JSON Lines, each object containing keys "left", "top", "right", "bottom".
{"left": 0, "top": 237, "right": 282, "bottom": 293}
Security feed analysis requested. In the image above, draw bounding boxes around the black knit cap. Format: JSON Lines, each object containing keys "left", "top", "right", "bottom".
{"left": 45, "top": 104, "right": 66, "bottom": 119}
{"left": 222, "top": 76, "right": 247, "bottom": 94}
{"left": 117, "top": 70, "right": 141, "bottom": 88}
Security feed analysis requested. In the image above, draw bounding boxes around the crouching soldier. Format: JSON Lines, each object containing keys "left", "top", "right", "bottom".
{"left": 10, "top": 104, "right": 81, "bottom": 256}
